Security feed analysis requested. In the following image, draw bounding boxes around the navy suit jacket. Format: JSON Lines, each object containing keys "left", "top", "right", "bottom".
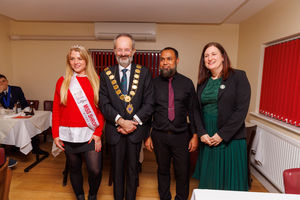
{"left": 99, "top": 63, "right": 154, "bottom": 145}
{"left": 0, "top": 85, "right": 28, "bottom": 109}
{"left": 196, "top": 69, "right": 251, "bottom": 143}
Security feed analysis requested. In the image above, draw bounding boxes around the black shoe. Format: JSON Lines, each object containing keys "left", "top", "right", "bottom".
{"left": 88, "top": 194, "right": 97, "bottom": 200}
{"left": 76, "top": 194, "right": 85, "bottom": 200}
{"left": 8, "top": 158, "right": 18, "bottom": 168}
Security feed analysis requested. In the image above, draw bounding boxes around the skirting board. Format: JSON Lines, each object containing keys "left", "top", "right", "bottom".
{"left": 250, "top": 165, "right": 281, "bottom": 193}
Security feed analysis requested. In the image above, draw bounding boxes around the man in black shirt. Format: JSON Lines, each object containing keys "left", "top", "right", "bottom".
{"left": 145, "top": 47, "right": 199, "bottom": 200}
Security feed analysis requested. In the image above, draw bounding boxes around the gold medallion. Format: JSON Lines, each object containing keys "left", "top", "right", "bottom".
{"left": 126, "top": 103, "right": 134, "bottom": 114}
{"left": 105, "top": 66, "right": 140, "bottom": 105}
{"left": 125, "top": 95, "right": 132, "bottom": 102}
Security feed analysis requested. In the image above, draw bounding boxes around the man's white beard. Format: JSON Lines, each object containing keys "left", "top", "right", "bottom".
{"left": 117, "top": 55, "right": 133, "bottom": 68}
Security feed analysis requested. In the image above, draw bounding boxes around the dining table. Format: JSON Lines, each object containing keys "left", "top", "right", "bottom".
{"left": 0, "top": 108, "right": 52, "bottom": 172}
{"left": 190, "top": 189, "right": 300, "bottom": 200}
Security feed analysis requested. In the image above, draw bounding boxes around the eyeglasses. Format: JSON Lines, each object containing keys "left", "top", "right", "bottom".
{"left": 115, "top": 48, "right": 132, "bottom": 54}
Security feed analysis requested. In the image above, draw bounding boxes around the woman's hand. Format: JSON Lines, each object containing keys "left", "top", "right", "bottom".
{"left": 54, "top": 137, "right": 65, "bottom": 151}
{"left": 200, "top": 134, "right": 213, "bottom": 146}
{"left": 89, "top": 135, "right": 102, "bottom": 152}
{"left": 211, "top": 133, "right": 223, "bottom": 146}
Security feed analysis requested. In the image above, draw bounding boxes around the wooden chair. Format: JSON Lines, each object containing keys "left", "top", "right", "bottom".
{"left": 43, "top": 100, "right": 53, "bottom": 112}
{"left": 0, "top": 148, "right": 13, "bottom": 200}
{"left": 27, "top": 100, "right": 39, "bottom": 110}
{"left": 246, "top": 125, "right": 257, "bottom": 189}
{"left": 283, "top": 168, "right": 300, "bottom": 194}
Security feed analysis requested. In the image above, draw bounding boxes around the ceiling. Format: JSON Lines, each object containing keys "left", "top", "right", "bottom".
{"left": 0, "top": 0, "right": 274, "bottom": 24}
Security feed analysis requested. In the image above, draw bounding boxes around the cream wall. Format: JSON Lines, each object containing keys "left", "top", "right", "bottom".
{"left": 8, "top": 22, "right": 239, "bottom": 108}
{"left": 0, "top": 15, "right": 12, "bottom": 79}
{"left": 237, "top": 0, "right": 300, "bottom": 139}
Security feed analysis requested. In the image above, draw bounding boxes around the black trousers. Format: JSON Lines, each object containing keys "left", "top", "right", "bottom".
{"left": 152, "top": 130, "right": 190, "bottom": 200}
{"left": 111, "top": 135, "right": 142, "bottom": 200}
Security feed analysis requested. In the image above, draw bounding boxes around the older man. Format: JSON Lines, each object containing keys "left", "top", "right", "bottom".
{"left": 99, "top": 33, "right": 154, "bottom": 200}
{"left": 145, "top": 47, "right": 199, "bottom": 200}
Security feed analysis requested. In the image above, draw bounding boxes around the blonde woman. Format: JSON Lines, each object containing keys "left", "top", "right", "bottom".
{"left": 52, "top": 45, "right": 105, "bottom": 200}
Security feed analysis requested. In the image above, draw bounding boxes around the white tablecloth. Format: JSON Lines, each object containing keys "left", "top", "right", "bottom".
{"left": 191, "top": 189, "right": 300, "bottom": 200}
{"left": 0, "top": 110, "right": 52, "bottom": 154}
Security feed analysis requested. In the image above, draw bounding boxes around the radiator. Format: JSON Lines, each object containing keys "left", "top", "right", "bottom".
{"left": 250, "top": 120, "right": 300, "bottom": 192}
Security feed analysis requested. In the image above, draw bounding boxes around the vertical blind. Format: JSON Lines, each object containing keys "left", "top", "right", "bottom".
{"left": 90, "top": 49, "right": 160, "bottom": 78}
{"left": 259, "top": 38, "right": 300, "bottom": 127}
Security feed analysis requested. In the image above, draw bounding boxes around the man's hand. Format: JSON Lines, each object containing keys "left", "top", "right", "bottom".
{"left": 145, "top": 137, "right": 154, "bottom": 152}
{"left": 188, "top": 134, "right": 198, "bottom": 152}
{"left": 117, "top": 126, "right": 129, "bottom": 135}
{"left": 89, "top": 135, "right": 102, "bottom": 152}
{"left": 54, "top": 137, "right": 65, "bottom": 151}
{"left": 117, "top": 118, "right": 138, "bottom": 133}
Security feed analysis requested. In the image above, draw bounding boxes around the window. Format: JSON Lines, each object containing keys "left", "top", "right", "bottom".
{"left": 90, "top": 49, "right": 160, "bottom": 78}
{"left": 259, "top": 37, "right": 300, "bottom": 127}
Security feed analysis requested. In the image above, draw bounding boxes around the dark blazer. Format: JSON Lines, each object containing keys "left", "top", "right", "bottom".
{"left": 99, "top": 63, "right": 154, "bottom": 145}
{"left": 0, "top": 85, "right": 28, "bottom": 110}
{"left": 196, "top": 69, "right": 251, "bottom": 143}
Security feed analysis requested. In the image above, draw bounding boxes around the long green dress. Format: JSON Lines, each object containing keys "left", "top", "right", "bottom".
{"left": 192, "top": 77, "right": 248, "bottom": 191}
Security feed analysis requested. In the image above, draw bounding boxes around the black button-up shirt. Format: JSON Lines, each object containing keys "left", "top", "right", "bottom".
{"left": 152, "top": 73, "right": 200, "bottom": 134}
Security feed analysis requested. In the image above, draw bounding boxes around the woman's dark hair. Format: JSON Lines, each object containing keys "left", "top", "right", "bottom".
{"left": 197, "top": 42, "right": 233, "bottom": 84}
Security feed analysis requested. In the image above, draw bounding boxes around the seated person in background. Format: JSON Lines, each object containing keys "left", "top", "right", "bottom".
{"left": 0, "top": 74, "right": 29, "bottom": 110}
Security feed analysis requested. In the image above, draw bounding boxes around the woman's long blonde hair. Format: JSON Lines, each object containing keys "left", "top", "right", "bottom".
{"left": 60, "top": 45, "right": 99, "bottom": 107}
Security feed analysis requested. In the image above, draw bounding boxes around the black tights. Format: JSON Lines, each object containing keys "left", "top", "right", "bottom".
{"left": 66, "top": 150, "right": 102, "bottom": 196}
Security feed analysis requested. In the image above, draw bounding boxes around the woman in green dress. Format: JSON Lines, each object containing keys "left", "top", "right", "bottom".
{"left": 192, "top": 42, "right": 251, "bottom": 191}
